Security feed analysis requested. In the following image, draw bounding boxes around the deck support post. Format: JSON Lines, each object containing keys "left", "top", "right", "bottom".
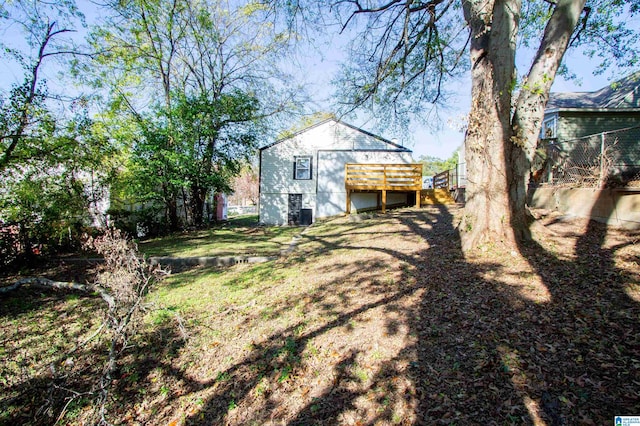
{"left": 345, "top": 163, "right": 422, "bottom": 215}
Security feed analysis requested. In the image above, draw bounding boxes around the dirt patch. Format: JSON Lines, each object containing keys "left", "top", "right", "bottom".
{"left": 1, "top": 206, "right": 639, "bottom": 425}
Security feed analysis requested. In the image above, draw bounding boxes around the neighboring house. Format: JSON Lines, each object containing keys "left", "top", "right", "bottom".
{"left": 540, "top": 71, "right": 640, "bottom": 141}
{"left": 259, "top": 119, "right": 414, "bottom": 225}
{"left": 536, "top": 72, "right": 640, "bottom": 181}
{"left": 529, "top": 72, "right": 640, "bottom": 229}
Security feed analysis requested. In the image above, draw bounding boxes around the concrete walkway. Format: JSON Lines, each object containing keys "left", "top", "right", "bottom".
{"left": 148, "top": 254, "right": 276, "bottom": 268}
{"left": 148, "top": 224, "right": 312, "bottom": 267}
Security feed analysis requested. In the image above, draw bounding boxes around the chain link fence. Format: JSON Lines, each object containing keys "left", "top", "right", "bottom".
{"left": 535, "top": 125, "right": 640, "bottom": 188}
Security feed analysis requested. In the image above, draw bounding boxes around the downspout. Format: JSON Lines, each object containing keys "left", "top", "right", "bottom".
{"left": 315, "top": 150, "right": 319, "bottom": 195}
{"left": 258, "top": 148, "right": 262, "bottom": 221}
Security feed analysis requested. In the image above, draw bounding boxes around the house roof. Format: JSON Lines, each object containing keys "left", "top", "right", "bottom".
{"left": 259, "top": 118, "right": 411, "bottom": 152}
{"left": 547, "top": 71, "right": 640, "bottom": 110}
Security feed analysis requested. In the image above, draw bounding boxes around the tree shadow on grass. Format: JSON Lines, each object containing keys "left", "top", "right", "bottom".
{"left": 175, "top": 275, "right": 431, "bottom": 424}
{"left": 0, "top": 284, "right": 192, "bottom": 425}
{"left": 515, "top": 200, "right": 640, "bottom": 422}
{"left": 111, "top": 205, "right": 640, "bottom": 425}
{"left": 10, "top": 204, "right": 636, "bottom": 424}
{"left": 287, "top": 205, "right": 637, "bottom": 424}
{"left": 157, "top": 206, "right": 508, "bottom": 424}
{"left": 0, "top": 288, "right": 106, "bottom": 425}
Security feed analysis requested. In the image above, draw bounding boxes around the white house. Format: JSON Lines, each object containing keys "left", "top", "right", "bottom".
{"left": 259, "top": 119, "right": 415, "bottom": 225}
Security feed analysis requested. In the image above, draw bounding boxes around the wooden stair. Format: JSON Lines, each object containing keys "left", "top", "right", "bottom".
{"left": 420, "top": 189, "right": 456, "bottom": 205}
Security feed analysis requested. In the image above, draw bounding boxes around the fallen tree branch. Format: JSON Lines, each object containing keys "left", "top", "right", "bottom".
{"left": 70, "top": 322, "right": 107, "bottom": 353}
{"left": 53, "top": 385, "right": 94, "bottom": 425}
{"left": 2, "top": 229, "right": 167, "bottom": 424}
{"left": 0, "top": 277, "right": 115, "bottom": 309}
{"left": 173, "top": 311, "right": 189, "bottom": 341}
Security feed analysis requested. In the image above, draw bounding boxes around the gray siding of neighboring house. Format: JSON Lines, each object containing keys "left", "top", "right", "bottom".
{"left": 544, "top": 111, "right": 640, "bottom": 172}
{"left": 529, "top": 74, "right": 640, "bottom": 226}
{"left": 543, "top": 71, "right": 640, "bottom": 144}
{"left": 555, "top": 111, "right": 640, "bottom": 141}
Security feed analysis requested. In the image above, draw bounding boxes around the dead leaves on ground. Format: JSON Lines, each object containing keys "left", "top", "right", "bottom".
{"left": 1, "top": 207, "right": 639, "bottom": 425}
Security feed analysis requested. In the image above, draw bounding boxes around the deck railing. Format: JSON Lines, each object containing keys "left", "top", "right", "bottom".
{"left": 434, "top": 169, "right": 449, "bottom": 189}
{"left": 345, "top": 163, "right": 422, "bottom": 191}
{"left": 344, "top": 163, "right": 422, "bottom": 213}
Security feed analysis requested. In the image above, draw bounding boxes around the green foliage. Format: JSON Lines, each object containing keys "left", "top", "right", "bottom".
{"left": 86, "top": 0, "right": 301, "bottom": 230}
{"left": 107, "top": 206, "right": 167, "bottom": 239}
{"left": 0, "top": 110, "right": 113, "bottom": 260}
{"left": 418, "top": 151, "right": 459, "bottom": 177}
{"left": 113, "top": 90, "right": 261, "bottom": 230}
{"left": 0, "top": 1, "right": 114, "bottom": 261}
{"left": 216, "top": 371, "right": 231, "bottom": 382}
{"left": 171, "top": 90, "right": 260, "bottom": 195}
{"left": 0, "top": 82, "right": 51, "bottom": 171}
{"left": 1, "top": 173, "right": 90, "bottom": 249}
{"left": 0, "top": 0, "right": 86, "bottom": 171}
{"left": 160, "top": 385, "right": 170, "bottom": 396}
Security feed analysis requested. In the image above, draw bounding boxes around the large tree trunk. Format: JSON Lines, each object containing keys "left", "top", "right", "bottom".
{"left": 167, "top": 194, "right": 179, "bottom": 231}
{"left": 162, "top": 182, "right": 180, "bottom": 231}
{"left": 190, "top": 185, "right": 207, "bottom": 226}
{"left": 460, "top": 0, "right": 521, "bottom": 252}
{"left": 509, "top": 0, "right": 587, "bottom": 237}
{"left": 189, "top": 136, "right": 217, "bottom": 227}
{"left": 460, "top": 0, "right": 584, "bottom": 251}
{"left": 19, "top": 222, "right": 34, "bottom": 261}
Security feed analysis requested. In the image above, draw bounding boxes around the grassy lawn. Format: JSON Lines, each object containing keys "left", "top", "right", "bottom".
{"left": 1, "top": 206, "right": 639, "bottom": 425}
{"left": 137, "top": 215, "right": 301, "bottom": 257}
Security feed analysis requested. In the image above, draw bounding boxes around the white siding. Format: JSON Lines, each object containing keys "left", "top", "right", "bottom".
{"left": 259, "top": 193, "right": 288, "bottom": 225}
{"left": 259, "top": 120, "right": 414, "bottom": 224}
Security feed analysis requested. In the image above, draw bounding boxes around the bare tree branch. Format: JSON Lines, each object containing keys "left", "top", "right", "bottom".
{"left": 0, "top": 277, "right": 115, "bottom": 308}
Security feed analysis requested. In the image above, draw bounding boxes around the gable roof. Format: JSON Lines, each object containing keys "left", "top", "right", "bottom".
{"left": 547, "top": 71, "right": 640, "bottom": 110}
{"left": 259, "top": 118, "right": 411, "bottom": 152}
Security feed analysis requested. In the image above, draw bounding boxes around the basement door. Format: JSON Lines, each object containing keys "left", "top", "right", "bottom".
{"left": 288, "top": 193, "right": 302, "bottom": 225}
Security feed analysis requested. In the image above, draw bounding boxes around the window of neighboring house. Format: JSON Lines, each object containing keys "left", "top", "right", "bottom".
{"left": 541, "top": 115, "right": 557, "bottom": 139}
{"left": 294, "top": 156, "right": 312, "bottom": 180}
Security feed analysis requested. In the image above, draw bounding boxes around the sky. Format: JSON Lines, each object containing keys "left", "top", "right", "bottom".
{"left": 0, "top": 1, "right": 635, "bottom": 162}
{"left": 295, "top": 31, "right": 470, "bottom": 160}
{"left": 296, "top": 32, "right": 623, "bottom": 161}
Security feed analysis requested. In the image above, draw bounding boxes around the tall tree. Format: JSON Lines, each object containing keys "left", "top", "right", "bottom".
{"left": 90, "top": 0, "right": 303, "bottom": 228}
{"left": 0, "top": 1, "right": 114, "bottom": 258}
{"left": 0, "top": 0, "right": 86, "bottom": 171}
{"left": 273, "top": 0, "right": 639, "bottom": 250}
{"left": 172, "top": 91, "right": 259, "bottom": 224}
{"left": 89, "top": 0, "right": 185, "bottom": 228}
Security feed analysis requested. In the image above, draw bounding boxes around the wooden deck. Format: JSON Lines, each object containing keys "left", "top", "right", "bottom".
{"left": 345, "top": 163, "right": 422, "bottom": 213}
